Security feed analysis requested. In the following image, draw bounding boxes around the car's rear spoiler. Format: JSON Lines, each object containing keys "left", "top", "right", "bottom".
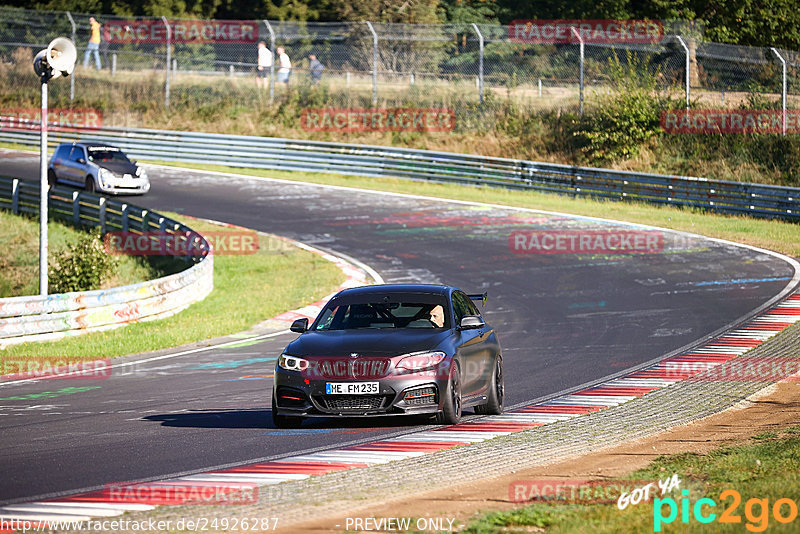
{"left": 468, "top": 292, "right": 488, "bottom": 307}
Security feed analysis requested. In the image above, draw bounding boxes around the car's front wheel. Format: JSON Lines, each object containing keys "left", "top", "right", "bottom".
{"left": 85, "top": 176, "right": 95, "bottom": 193}
{"left": 475, "top": 356, "right": 504, "bottom": 415}
{"left": 47, "top": 169, "right": 57, "bottom": 188}
{"left": 436, "top": 362, "right": 462, "bottom": 425}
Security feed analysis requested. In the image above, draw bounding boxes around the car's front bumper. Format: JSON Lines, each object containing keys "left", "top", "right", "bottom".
{"left": 273, "top": 371, "right": 447, "bottom": 417}
{"left": 98, "top": 176, "right": 150, "bottom": 195}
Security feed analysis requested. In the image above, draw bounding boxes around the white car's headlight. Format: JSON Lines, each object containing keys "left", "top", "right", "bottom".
{"left": 396, "top": 351, "right": 446, "bottom": 372}
{"left": 98, "top": 168, "right": 115, "bottom": 187}
{"left": 278, "top": 353, "right": 309, "bottom": 372}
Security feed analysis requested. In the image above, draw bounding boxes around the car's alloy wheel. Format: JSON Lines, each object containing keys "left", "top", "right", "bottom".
{"left": 476, "top": 356, "right": 504, "bottom": 415}
{"left": 436, "top": 362, "right": 462, "bottom": 425}
{"left": 85, "top": 176, "right": 95, "bottom": 193}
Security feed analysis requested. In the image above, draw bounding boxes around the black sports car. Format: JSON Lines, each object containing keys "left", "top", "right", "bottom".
{"left": 271, "top": 284, "right": 503, "bottom": 428}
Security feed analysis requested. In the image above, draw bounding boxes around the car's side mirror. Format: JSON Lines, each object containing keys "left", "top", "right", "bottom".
{"left": 459, "top": 315, "right": 485, "bottom": 329}
{"left": 290, "top": 318, "right": 309, "bottom": 333}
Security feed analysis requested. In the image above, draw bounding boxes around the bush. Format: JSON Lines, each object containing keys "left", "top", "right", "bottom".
{"left": 571, "top": 51, "right": 674, "bottom": 164}
{"left": 49, "top": 231, "right": 118, "bottom": 294}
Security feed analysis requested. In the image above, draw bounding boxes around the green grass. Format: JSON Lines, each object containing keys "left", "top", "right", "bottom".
{"left": 146, "top": 161, "right": 800, "bottom": 259}
{"left": 0, "top": 210, "right": 155, "bottom": 297}
{"left": 463, "top": 425, "right": 800, "bottom": 533}
{"left": 1, "top": 214, "right": 346, "bottom": 360}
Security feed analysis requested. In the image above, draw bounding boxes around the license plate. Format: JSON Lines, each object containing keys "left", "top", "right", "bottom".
{"left": 326, "top": 382, "right": 379, "bottom": 395}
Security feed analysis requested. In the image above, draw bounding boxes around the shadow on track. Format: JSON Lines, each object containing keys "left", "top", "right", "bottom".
{"left": 143, "top": 409, "right": 437, "bottom": 430}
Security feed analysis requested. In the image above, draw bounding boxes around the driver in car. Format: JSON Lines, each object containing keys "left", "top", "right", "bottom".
{"left": 429, "top": 305, "right": 445, "bottom": 328}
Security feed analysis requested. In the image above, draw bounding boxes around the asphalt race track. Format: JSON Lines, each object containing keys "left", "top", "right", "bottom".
{"left": 0, "top": 151, "right": 797, "bottom": 504}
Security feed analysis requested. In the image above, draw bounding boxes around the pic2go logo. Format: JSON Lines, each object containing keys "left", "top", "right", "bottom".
{"left": 654, "top": 489, "right": 799, "bottom": 532}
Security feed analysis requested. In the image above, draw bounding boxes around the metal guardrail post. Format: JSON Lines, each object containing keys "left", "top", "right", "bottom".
{"left": 11, "top": 178, "right": 19, "bottom": 214}
{"left": 770, "top": 47, "right": 787, "bottom": 137}
{"left": 72, "top": 191, "right": 80, "bottom": 224}
{"left": 162, "top": 16, "right": 171, "bottom": 109}
{"left": 570, "top": 27, "right": 584, "bottom": 116}
{"left": 366, "top": 21, "right": 378, "bottom": 106}
{"left": 142, "top": 209, "right": 148, "bottom": 230}
{"left": 98, "top": 196, "right": 106, "bottom": 234}
{"left": 263, "top": 20, "right": 276, "bottom": 104}
{"left": 675, "top": 36, "right": 690, "bottom": 114}
{"left": 66, "top": 11, "right": 76, "bottom": 101}
{"left": 471, "top": 23, "right": 484, "bottom": 105}
{"left": 121, "top": 203, "right": 128, "bottom": 231}
{"left": 159, "top": 216, "right": 166, "bottom": 232}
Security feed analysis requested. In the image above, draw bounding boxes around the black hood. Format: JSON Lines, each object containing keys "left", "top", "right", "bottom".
{"left": 97, "top": 160, "right": 138, "bottom": 176}
{"left": 284, "top": 329, "right": 449, "bottom": 358}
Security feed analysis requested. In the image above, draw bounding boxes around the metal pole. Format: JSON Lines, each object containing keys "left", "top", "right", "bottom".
{"left": 162, "top": 16, "right": 171, "bottom": 108}
{"left": 263, "top": 20, "right": 276, "bottom": 104}
{"left": 366, "top": 21, "right": 378, "bottom": 106}
{"left": 570, "top": 27, "right": 584, "bottom": 116}
{"left": 39, "top": 79, "right": 48, "bottom": 296}
{"left": 471, "top": 23, "right": 484, "bottom": 104}
{"left": 675, "top": 36, "right": 690, "bottom": 114}
{"left": 66, "top": 12, "right": 76, "bottom": 101}
{"left": 771, "top": 47, "right": 787, "bottom": 137}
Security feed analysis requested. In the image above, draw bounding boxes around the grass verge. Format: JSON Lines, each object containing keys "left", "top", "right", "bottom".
{"left": 462, "top": 425, "right": 800, "bottom": 533}
{"left": 0, "top": 210, "right": 155, "bottom": 296}
{"left": 1, "top": 213, "right": 346, "bottom": 361}
{"left": 147, "top": 161, "right": 800, "bottom": 259}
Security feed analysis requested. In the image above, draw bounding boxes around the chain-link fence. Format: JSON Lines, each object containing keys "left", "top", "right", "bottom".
{"left": 1, "top": 7, "right": 799, "bottom": 132}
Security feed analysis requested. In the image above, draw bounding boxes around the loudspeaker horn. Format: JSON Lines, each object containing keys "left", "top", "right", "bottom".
{"left": 32, "top": 37, "right": 77, "bottom": 80}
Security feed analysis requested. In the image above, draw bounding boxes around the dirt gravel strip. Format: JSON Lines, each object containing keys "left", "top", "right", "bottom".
{"left": 40, "top": 318, "right": 799, "bottom": 534}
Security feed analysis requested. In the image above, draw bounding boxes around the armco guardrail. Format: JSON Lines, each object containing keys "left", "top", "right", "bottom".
{"left": 1, "top": 122, "right": 799, "bottom": 220}
{"left": 0, "top": 176, "right": 213, "bottom": 346}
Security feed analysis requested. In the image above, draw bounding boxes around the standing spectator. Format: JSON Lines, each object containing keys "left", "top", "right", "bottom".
{"left": 82, "top": 16, "right": 101, "bottom": 70}
{"left": 100, "top": 23, "right": 111, "bottom": 70}
{"left": 276, "top": 47, "right": 291, "bottom": 85}
{"left": 256, "top": 40, "right": 272, "bottom": 89}
{"left": 308, "top": 54, "right": 324, "bottom": 85}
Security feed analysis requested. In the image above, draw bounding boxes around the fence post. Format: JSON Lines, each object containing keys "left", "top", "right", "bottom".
{"left": 121, "top": 203, "right": 129, "bottom": 232}
{"left": 98, "top": 196, "right": 106, "bottom": 234}
{"left": 161, "top": 16, "right": 171, "bottom": 108}
{"left": 72, "top": 191, "right": 80, "bottom": 224}
{"left": 471, "top": 23, "right": 484, "bottom": 104}
{"left": 66, "top": 11, "right": 76, "bottom": 101}
{"left": 770, "top": 47, "right": 787, "bottom": 137}
{"left": 365, "top": 21, "right": 378, "bottom": 106}
{"left": 570, "top": 27, "right": 584, "bottom": 116}
{"left": 675, "top": 36, "right": 690, "bottom": 114}
{"left": 263, "top": 20, "right": 276, "bottom": 104}
{"left": 112, "top": 53, "right": 116, "bottom": 76}
{"left": 11, "top": 179, "right": 19, "bottom": 214}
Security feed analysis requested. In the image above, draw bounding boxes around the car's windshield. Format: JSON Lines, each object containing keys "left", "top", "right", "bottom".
{"left": 314, "top": 295, "right": 448, "bottom": 330}
{"left": 87, "top": 148, "right": 130, "bottom": 163}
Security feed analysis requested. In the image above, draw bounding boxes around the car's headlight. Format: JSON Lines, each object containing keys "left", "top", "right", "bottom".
{"left": 98, "top": 168, "right": 115, "bottom": 187}
{"left": 396, "top": 351, "right": 446, "bottom": 372}
{"left": 278, "top": 353, "right": 309, "bottom": 372}
{"left": 136, "top": 167, "right": 147, "bottom": 180}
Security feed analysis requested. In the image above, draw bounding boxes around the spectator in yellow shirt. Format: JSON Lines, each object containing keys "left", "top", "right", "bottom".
{"left": 83, "top": 17, "right": 102, "bottom": 70}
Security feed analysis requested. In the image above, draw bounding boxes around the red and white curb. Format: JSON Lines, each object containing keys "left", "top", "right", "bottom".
{"left": 2, "top": 292, "right": 798, "bottom": 525}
